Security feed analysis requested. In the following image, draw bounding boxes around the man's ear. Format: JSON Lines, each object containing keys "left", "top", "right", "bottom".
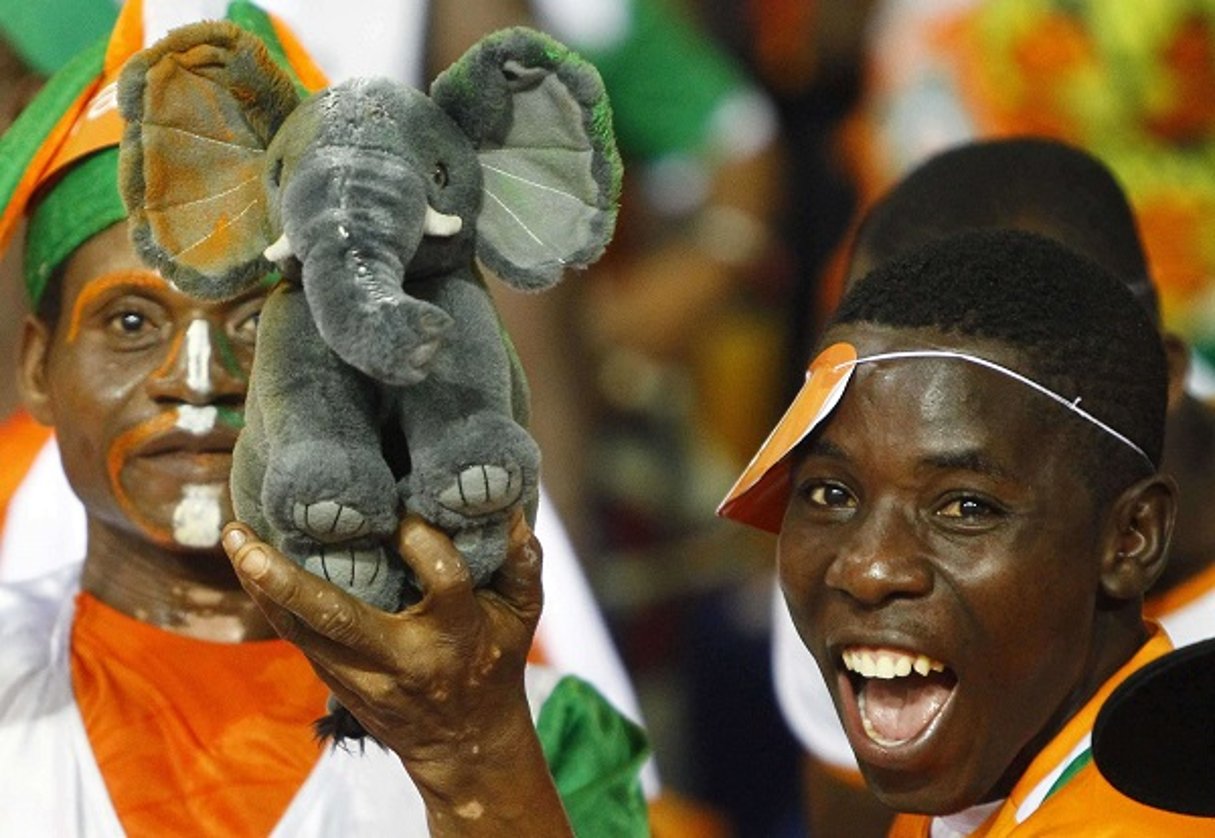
{"left": 18, "top": 313, "right": 54, "bottom": 426}
{"left": 1162, "top": 332, "right": 1190, "bottom": 411}
{"left": 1100, "top": 474, "right": 1177, "bottom": 600}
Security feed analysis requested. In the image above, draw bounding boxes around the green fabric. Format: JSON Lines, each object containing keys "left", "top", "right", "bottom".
{"left": 536, "top": 675, "right": 651, "bottom": 837}
{"left": 0, "top": 0, "right": 116, "bottom": 76}
{"left": 1043, "top": 747, "right": 1094, "bottom": 802}
{"left": 577, "top": 0, "right": 748, "bottom": 159}
{"left": 224, "top": 0, "right": 310, "bottom": 96}
{"left": 25, "top": 146, "right": 125, "bottom": 304}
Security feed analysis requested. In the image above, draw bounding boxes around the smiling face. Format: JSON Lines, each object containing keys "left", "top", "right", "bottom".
{"left": 22, "top": 222, "right": 264, "bottom": 554}
{"left": 778, "top": 322, "right": 1124, "bottom": 814}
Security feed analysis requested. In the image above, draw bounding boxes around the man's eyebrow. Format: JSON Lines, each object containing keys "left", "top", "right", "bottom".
{"left": 67, "top": 270, "right": 166, "bottom": 343}
{"left": 797, "top": 436, "right": 849, "bottom": 462}
{"left": 920, "top": 449, "right": 1015, "bottom": 481}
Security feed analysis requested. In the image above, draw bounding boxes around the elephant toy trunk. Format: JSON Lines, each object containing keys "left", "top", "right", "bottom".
{"left": 284, "top": 147, "right": 454, "bottom": 386}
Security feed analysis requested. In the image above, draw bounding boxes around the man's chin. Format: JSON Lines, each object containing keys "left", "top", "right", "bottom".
{"left": 859, "top": 764, "right": 987, "bottom": 818}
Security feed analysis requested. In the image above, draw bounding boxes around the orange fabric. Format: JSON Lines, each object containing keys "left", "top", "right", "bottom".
{"left": 888, "top": 627, "right": 1212, "bottom": 836}
{"left": 268, "top": 14, "right": 329, "bottom": 93}
{"left": 648, "top": 790, "right": 731, "bottom": 838}
{"left": 0, "top": 410, "right": 54, "bottom": 535}
{"left": 103, "top": 0, "right": 145, "bottom": 77}
{"left": 1143, "top": 560, "right": 1215, "bottom": 621}
{"left": 527, "top": 636, "right": 548, "bottom": 664}
{"left": 70, "top": 592, "right": 329, "bottom": 837}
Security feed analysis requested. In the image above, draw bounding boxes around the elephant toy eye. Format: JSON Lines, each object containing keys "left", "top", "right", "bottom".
{"left": 431, "top": 163, "right": 449, "bottom": 188}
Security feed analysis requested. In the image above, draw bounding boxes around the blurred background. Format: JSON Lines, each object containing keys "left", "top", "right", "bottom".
{"left": 2, "top": 1, "right": 1214, "bottom": 835}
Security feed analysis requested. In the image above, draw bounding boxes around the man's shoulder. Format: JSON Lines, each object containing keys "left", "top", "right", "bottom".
{"left": 1031, "top": 759, "right": 1215, "bottom": 834}
{"left": 0, "top": 564, "right": 80, "bottom": 681}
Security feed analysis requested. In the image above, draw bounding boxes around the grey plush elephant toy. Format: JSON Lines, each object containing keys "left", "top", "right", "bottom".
{"left": 116, "top": 23, "right": 620, "bottom": 618}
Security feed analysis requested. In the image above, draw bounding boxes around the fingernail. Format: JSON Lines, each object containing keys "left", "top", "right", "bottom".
{"left": 239, "top": 546, "right": 269, "bottom": 579}
{"left": 222, "top": 527, "right": 247, "bottom": 553}
{"left": 509, "top": 509, "right": 530, "bottom": 544}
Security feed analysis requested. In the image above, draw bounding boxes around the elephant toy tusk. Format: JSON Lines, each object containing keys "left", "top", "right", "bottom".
{"left": 423, "top": 205, "right": 463, "bottom": 237}
{"left": 264, "top": 232, "right": 295, "bottom": 262}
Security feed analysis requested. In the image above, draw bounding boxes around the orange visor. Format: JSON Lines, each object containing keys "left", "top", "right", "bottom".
{"left": 717, "top": 342, "right": 857, "bottom": 533}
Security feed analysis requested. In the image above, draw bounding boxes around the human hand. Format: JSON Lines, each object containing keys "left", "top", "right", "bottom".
{"left": 221, "top": 511, "right": 572, "bottom": 836}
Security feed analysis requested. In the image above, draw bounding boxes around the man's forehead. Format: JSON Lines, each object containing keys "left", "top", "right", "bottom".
{"left": 803, "top": 412, "right": 1025, "bottom": 484}
{"left": 807, "top": 368, "right": 1033, "bottom": 465}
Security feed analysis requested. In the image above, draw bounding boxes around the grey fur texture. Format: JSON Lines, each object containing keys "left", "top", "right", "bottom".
{"left": 117, "top": 21, "right": 621, "bottom": 611}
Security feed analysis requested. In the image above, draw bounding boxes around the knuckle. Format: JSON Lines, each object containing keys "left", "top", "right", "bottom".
{"left": 313, "top": 600, "right": 360, "bottom": 642}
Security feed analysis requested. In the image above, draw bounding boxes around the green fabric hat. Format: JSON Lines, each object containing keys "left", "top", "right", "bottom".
{"left": 0, "top": 0, "right": 116, "bottom": 76}
{"left": 25, "top": 146, "right": 125, "bottom": 304}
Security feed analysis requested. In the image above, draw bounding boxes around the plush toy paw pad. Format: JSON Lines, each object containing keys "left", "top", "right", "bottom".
{"left": 307, "top": 543, "right": 389, "bottom": 590}
{"left": 292, "top": 500, "right": 372, "bottom": 543}
{"left": 437, "top": 465, "right": 521, "bottom": 515}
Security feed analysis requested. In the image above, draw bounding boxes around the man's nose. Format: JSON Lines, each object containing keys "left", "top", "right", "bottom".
{"left": 146, "top": 319, "right": 246, "bottom": 404}
{"left": 824, "top": 503, "right": 934, "bottom": 607}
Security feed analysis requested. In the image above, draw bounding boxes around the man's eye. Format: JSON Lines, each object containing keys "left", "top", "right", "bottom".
{"left": 803, "top": 483, "right": 856, "bottom": 509}
{"left": 110, "top": 311, "right": 150, "bottom": 335}
{"left": 233, "top": 310, "right": 261, "bottom": 345}
{"left": 937, "top": 497, "right": 999, "bottom": 519}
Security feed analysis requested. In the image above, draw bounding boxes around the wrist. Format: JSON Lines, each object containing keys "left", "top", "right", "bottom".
{"left": 397, "top": 697, "right": 569, "bottom": 835}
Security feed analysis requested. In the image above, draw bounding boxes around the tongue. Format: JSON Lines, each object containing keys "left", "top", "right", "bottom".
{"left": 862, "top": 672, "right": 954, "bottom": 743}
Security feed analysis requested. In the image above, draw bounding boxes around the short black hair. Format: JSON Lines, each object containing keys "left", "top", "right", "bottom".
{"left": 852, "top": 137, "right": 1158, "bottom": 323}
{"left": 835, "top": 229, "right": 1168, "bottom": 498}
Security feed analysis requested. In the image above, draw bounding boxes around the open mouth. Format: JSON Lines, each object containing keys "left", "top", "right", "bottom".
{"left": 843, "top": 646, "right": 958, "bottom": 747}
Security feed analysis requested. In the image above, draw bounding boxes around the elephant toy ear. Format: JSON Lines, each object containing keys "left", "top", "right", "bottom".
{"left": 431, "top": 27, "right": 623, "bottom": 291}
{"left": 118, "top": 21, "right": 299, "bottom": 298}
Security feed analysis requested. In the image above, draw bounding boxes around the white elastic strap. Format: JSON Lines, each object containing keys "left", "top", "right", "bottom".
{"left": 835, "top": 350, "right": 1155, "bottom": 469}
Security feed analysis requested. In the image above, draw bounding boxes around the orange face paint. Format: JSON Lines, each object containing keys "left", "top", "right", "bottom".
{"left": 105, "top": 410, "right": 181, "bottom": 544}
{"left": 66, "top": 270, "right": 168, "bottom": 344}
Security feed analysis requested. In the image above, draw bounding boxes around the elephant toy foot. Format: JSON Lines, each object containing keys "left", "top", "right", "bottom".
{"left": 437, "top": 464, "right": 523, "bottom": 516}
{"left": 266, "top": 442, "right": 399, "bottom": 547}
{"left": 292, "top": 499, "right": 374, "bottom": 542}
{"left": 295, "top": 540, "right": 409, "bottom": 612}
{"left": 450, "top": 519, "right": 511, "bottom": 586}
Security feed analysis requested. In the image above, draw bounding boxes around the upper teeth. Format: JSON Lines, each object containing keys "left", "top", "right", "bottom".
{"left": 843, "top": 647, "right": 946, "bottom": 679}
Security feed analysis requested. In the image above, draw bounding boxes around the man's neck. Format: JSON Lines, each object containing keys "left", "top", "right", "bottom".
{"left": 80, "top": 518, "right": 277, "bottom": 642}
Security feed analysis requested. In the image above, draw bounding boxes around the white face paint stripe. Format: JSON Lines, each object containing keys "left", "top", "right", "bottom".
{"left": 184, "top": 319, "right": 212, "bottom": 395}
{"left": 172, "top": 483, "right": 224, "bottom": 548}
{"left": 175, "top": 405, "right": 217, "bottom": 435}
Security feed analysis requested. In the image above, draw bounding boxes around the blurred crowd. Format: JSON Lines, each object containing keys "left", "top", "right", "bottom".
{"left": 2, "top": 1, "right": 1213, "bottom": 836}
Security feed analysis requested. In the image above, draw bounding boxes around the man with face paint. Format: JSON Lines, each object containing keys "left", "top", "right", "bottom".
{"left": 0, "top": 5, "right": 649, "bottom": 836}
{"left": 720, "top": 227, "right": 1211, "bottom": 834}
{"left": 769, "top": 138, "right": 1215, "bottom": 836}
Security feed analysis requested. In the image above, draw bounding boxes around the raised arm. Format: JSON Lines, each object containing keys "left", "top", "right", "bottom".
{"left": 221, "top": 511, "right": 573, "bottom": 837}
